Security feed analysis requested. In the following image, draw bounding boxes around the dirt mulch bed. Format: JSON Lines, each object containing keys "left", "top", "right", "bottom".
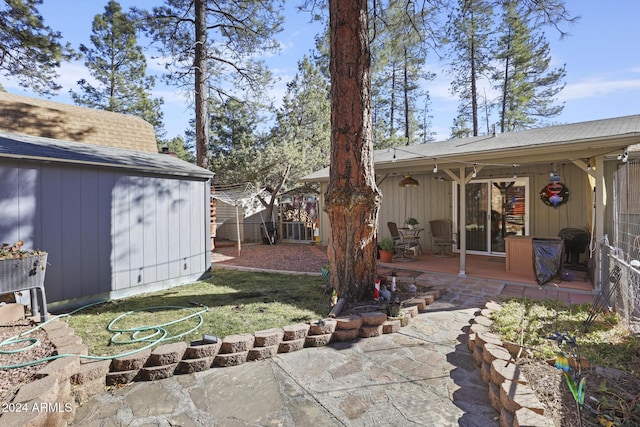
{"left": 212, "top": 243, "right": 329, "bottom": 273}
{"left": 518, "top": 357, "right": 640, "bottom": 426}
{"left": 0, "top": 319, "right": 56, "bottom": 403}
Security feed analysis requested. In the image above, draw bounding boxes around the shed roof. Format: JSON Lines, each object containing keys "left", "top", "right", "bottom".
{"left": 0, "top": 130, "right": 213, "bottom": 179}
{"left": 0, "top": 92, "right": 157, "bottom": 153}
{"left": 302, "top": 114, "right": 640, "bottom": 182}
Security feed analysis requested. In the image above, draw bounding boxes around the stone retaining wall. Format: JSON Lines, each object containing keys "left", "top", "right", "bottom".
{"left": 1, "top": 288, "right": 443, "bottom": 427}
{"left": 467, "top": 301, "right": 555, "bottom": 427}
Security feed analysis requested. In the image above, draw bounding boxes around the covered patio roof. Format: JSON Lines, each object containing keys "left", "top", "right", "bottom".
{"left": 301, "top": 114, "right": 640, "bottom": 182}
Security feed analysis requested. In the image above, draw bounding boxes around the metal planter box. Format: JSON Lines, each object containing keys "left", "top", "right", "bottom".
{"left": 0, "top": 253, "right": 48, "bottom": 322}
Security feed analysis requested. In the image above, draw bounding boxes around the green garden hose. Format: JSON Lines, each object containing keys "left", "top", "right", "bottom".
{"left": 0, "top": 302, "right": 209, "bottom": 370}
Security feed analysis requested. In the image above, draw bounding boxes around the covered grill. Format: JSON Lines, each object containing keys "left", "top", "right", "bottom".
{"left": 558, "top": 227, "right": 590, "bottom": 267}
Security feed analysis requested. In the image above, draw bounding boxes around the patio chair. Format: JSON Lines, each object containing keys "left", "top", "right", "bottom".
{"left": 387, "top": 222, "right": 417, "bottom": 260}
{"left": 429, "top": 220, "right": 456, "bottom": 257}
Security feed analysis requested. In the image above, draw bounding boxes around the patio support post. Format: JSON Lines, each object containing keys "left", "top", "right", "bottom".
{"left": 458, "top": 166, "right": 467, "bottom": 276}
{"left": 594, "top": 155, "right": 605, "bottom": 291}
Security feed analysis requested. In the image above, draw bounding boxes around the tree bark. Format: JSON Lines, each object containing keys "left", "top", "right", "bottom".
{"left": 326, "top": 0, "right": 381, "bottom": 302}
{"left": 194, "top": 0, "right": 209, "bottom": 169}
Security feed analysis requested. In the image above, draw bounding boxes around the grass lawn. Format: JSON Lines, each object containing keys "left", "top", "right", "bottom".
{"left": 65, "top": 270, "right": 330, "bottom": 358}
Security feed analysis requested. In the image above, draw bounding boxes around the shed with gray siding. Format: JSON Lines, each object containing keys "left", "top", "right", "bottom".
{"left": 0, "top": 130, "right": 213, "bottom": 311}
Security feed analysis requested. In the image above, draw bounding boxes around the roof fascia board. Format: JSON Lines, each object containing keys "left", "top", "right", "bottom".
{"left": 0, "top": 152, "right": 213, "bottom": 179}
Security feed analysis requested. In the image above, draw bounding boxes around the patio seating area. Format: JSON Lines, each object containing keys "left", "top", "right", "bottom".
{"left": 378, "top": 249, "right": 593, "bottom": 292}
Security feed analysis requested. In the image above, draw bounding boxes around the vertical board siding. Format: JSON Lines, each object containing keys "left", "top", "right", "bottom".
{"left": 155, "top": 179, "right": 170, "bottom": 282}
{"left": 179, "top": 180, "right": 191, "bottom": 275}
{"left": 142, "top": 177, "right": 158, "bottom": 285}
{"left": 60, "top": 168, "right": 83, "bottom": 300}
{"left": 17, "top": 165, "right": 39, "bottom": 248}
{"left": 40, "top": 167, "right": 63, "bottom": 299}
{"left": 112, "top": 175, "right": 131, "bottom": 291}
{"left": 167, "top": 179, "right": 181, "bottom": 279}
{"left": 0, "top": 164, "right": 21, "bottom": 244}
{"left": 79, "top": 170, "right": 100, "bottom": 299}
{"left": 97, "top": 173, "right": 114, "bottom": 294}
{"left": 127, "top": 175, "right": 144, "bottom": 288}
{"left": 0, "top": 160, "right": 210, "bottom": 305}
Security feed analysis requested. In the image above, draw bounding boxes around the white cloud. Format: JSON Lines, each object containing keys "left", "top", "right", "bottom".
{"left": 561, "top": 76, "right": 640, "bottom": 101}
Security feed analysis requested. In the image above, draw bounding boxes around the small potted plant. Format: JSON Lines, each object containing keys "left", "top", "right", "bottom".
{"left": 405, "top": 217, "right": 419, "bottom": 229}
{"left": 378, "top": 237, "right": 395, "bottom": 263}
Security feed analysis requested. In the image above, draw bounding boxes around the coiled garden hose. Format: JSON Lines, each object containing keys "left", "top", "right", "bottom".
{"left": 0, "top": 302, "right": 209, "bottom": 370}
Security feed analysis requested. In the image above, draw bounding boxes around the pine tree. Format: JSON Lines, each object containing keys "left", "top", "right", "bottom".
{"left": 494, "top": 1, "right": 566, "bottom": 132}
{"left": 0, "top": 0, "right": 76, "bottom": 95}
{"left": 208, "top": 99, "right": 266, "bottom": 185}
{"left": 447, "top": 0, "right": 495, "bottom": 137}
{"left": 268, "top": 55, "right": 331, "bottom": 182}
{"left": 207, "top": 98, "right": 285, "bottom": 223}
{"left": 70, "top": 1, "right": 164, "bottom": 134}
{"left": 326, "top": 0, "right": 381, "bottom": 301}
{"left": 140, "top": 0, "right": 283, "bottom": 169}
{"left": 370, "top": 1, "right": 438, "bottom": 147}
{"left": 157, "top": 136, "right": 195, "bottom": 163}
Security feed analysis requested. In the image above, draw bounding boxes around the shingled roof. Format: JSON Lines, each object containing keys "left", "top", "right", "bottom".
{"left": 0, "top": 92, "right": 157, "bottom": 153}
{"left": 0, "top": 130, "right": 212, "bottom": 179}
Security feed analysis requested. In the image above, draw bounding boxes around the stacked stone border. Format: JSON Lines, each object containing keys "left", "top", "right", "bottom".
{"left": 468, "top": 300, "right": 555, "bottom": 427}
{"left": 0, "top": 284, "right": 443, "bottom": 427}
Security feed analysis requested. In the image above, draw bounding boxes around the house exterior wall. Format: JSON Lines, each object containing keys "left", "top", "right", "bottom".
{"left": 315, "top": 162, "right": 597, "bottom": 252}
{"left": 0, "top": 159, "right": 211, "bottom": 309}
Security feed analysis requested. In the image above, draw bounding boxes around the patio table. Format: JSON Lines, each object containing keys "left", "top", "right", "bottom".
{"left": 399, "top": 228, "right": 423, "bottom": 255}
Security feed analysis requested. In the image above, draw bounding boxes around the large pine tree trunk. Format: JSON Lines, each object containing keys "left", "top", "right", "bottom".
{"left": 194, "top": 0, "right": 209, "bottom": 169}
{"left": 326, "top": 0, "right": 381, "bottom": 302}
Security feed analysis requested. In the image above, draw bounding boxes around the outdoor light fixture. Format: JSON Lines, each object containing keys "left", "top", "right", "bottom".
{"left": 472, "top": 163, "right": 477, "bottom": 178}
{"left": 512, "top": 165, "right": 518, "bottom": 179}
{"left": 399, "top": 174, "right": 419, "bottom": 187}
{"left": 432, "top": 159, "right": 438, "bottom": 173}
{"left": 617, "top": 150, "right": 629, "bottom": 162}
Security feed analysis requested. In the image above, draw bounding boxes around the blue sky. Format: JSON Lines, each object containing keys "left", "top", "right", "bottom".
{"left": 6, "top": 0, "right": 640, "bottom": 143}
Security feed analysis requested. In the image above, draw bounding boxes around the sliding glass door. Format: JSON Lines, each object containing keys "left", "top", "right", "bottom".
{"left": 457, "top": 178, "right": 529, "bottom": 254}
